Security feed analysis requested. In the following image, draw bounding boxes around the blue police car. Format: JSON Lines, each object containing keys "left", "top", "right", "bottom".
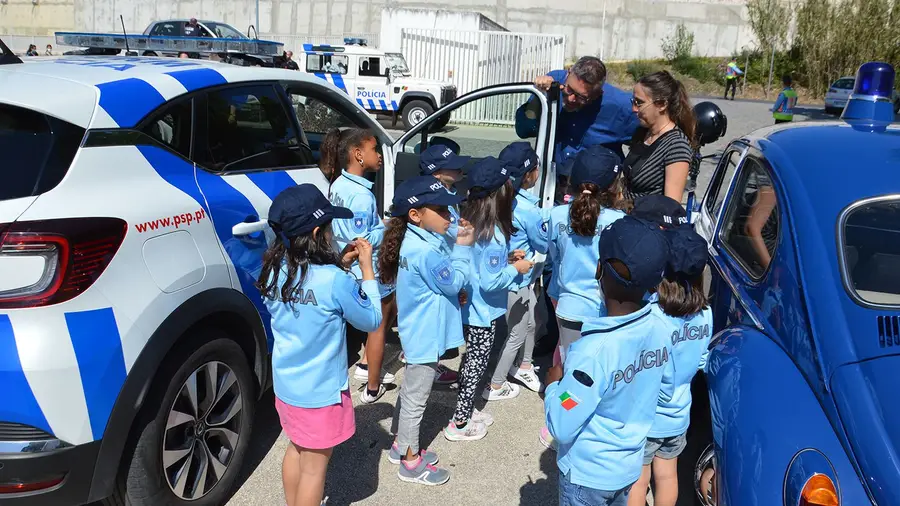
{"left": 690, "top": 62, "right": 900, "bottom": 505}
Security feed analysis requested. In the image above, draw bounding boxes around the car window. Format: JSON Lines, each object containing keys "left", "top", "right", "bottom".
{"left": 705, "top": 149, "right": 742, "bottom": 219}
{"left": 143, "top": 99, "right": 192, "bottom": 158}
{"left": 150, "top": 22, "right": 181, "bottom": 36}
{"left": 204, "top": 22, "right": 243, "bottom": 39}
{"left": 289, "top": 94, "right": 355, "bottom": 135}
{"left": 720, "top": 157, "right": 780, "bottom": 278}
{"left": 199, "top": 85, "right": 313, "bottom": 172}
{"left": 0, "top": 104, "right": 85, "bottom": 202}
{"left": 833, "top": 79, "right": 855, "bottom": 90}
{"left": 306, "top": 54, "right": 349, "bottom": 75}
{"left": 358, "top": 57, "right": 382, "bottom": 77}
{"left": 841, "top": 199, "right": 900, "bottom": 306}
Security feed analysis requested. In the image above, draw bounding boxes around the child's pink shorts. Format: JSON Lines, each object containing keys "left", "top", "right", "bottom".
{"left": 275, "top": 390, "right": 355, "bottom": 449}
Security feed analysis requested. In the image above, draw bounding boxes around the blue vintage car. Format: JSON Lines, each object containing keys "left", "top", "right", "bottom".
{"left": 689, "top": 62, "right": 900, "bottom": 505}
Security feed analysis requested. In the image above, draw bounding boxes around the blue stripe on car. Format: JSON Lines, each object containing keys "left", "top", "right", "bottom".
{"left": 246, "top": 171, "right": 298, "bottom": 201}
{"left": 331, "top": 73, "right": 347, "bottom": 92}
{"left": 368, "top": 99, "right": 376, "bottom": 110}
{"left": 0, "top": 315, "right": 53, "bottom": 435}
{"left": 391, "top": 101, "right": 399, "bottom": 111}
{"left": 165, "top": 68, "right": 227, "bottom": 92}
{"left": 65, "top": 308, "right": 126, "bottom": 440}
{"left": 379, "top": 100, "right": 387, "bottom": 110}
{"left": 96, "top": 78, "right": 166, "bottom": 128}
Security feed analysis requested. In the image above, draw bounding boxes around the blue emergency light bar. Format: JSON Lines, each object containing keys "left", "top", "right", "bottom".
{"left": 55, "top": 31, "right": 284, "bottom": 56}
{"left": 842, "top": 61, "right": 896, "bottom": 132}
{"left": 343, "top": 37, "right": 368, "bottom": 46}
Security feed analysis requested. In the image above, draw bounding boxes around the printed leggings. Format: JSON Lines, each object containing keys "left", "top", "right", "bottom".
{"left": 453, "top": 320, "right": 497, "bottom": 424}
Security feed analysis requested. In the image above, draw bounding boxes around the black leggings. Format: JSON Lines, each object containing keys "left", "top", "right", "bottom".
{"left": 724, "top": 79, "right": 738, "bottom": 99}
{"left": 453, "top": 321, "right": 497, "bottom": 424}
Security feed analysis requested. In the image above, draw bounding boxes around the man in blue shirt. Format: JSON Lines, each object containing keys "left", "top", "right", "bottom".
{"left": 515, "top": 56, "right": 640, "bottom": 166}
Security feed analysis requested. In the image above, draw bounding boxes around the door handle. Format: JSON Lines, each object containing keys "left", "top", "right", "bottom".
{"left": 358, "top": 86, "right": 366, "bottom": 90}
{"left": 233, "top": 219, "right": 268, "bottom": 236}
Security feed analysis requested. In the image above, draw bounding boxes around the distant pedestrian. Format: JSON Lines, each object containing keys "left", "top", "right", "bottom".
{"left": 26, "top": 44, "right": 38, "bottom": 56}
{"left": 772, "top": 74, "right": 798, "bottom": 124}
{"left": 723, "top": 58, "right": 743, "bottom": 100}
{"left": 284, "top": 50, "right": 299, "bottom": 70}
{"left": 184, "top": 17, "right": 200, "bottom": 37}
{"left": 44, "top": 44, "right": 53, "bottom": 56}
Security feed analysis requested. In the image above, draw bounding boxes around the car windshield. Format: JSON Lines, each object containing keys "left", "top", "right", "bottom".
{"left": 204, "top": 22, "right": 245, "bottom": 39}
{"left": 385, "top": 53, "right": 410, "bottom": 75}
{"left": 0, "top": 104, "right": 84, "bottom": 202}
{"left": 841, "top": 198, "right": 900, "bottom": 306}
{"left": 833, "top": 78, "right": 855, "bottom": 90}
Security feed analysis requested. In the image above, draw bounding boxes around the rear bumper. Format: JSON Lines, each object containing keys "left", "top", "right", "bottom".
{"left": 0, "top": 440, "right": 100, "bottom": 506}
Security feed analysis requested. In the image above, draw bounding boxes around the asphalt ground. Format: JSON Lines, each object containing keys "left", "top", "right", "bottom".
{"left": 223, "top": 98, "right": 797, "bottom": 506}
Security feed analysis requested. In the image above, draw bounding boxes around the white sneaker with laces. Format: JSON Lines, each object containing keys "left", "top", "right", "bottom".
{"left": 482, "top": 381, "right": 520, "bottom": 401}
{"left": 354, "top": 365, "right": 395, "bottom": 384}
{"left": 471, "top": 409, "right": 494, "bottom": 427}
{"left": 359, "top": 384, "right": 386, "bottom": 404}
{"left": 509, "top": 365, "right": 543, "bottom": 392}
{"left": 443, "top": 421, "right": 488, "bottom": 441}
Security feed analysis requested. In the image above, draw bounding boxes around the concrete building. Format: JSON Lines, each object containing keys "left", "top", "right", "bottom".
{"left": 1, "top": 0, "right": 756, "bottom": 60}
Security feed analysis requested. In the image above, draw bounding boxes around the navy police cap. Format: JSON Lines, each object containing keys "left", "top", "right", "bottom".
{"left": 467, "top": 156, "right": 511, "bottom": 199}
{"left": 598, "top": 215, "right": 670, "bottom": 291}
{"left": 570, "top": 145, "right": 622, "bottom": 190}
{"left": 419, "top": 144, "right": 471, "bottom": 175}
{"left": 631, "top": 195, "right": 688, "bottom": 230}
{"left": 666, "top": 226, "right": 708, "bottom": 277}
{"left": 499, "top": 142, "right": 540, "bottom": 190}
{"left": 393, "top": 175, "right": 462, "bottom": 215}
{"left": 269, "top": 184, "right": 353, "bottom": 244}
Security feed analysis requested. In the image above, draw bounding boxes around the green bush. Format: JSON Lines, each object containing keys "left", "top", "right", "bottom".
{"left": 673, "top": 56, "right": 722, "bottom": 84}
{"left": 661, "top": 23, "right": 696, "bottom": 63}
{"left": 626, "top": 60, "right": 664, "bottom": 81}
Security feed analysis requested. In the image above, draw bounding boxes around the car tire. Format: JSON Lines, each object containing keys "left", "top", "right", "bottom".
{"left": 103, "top": 335, "right": 255, "bottom": 506}
{"left": 430, "top": 113, "right": 451, "bottom": 132}
{"left": 680, "top": 373, "right": 714, "bottom": 506}
{"left": 402, "top": 100, "right": 434, "bottom": 130}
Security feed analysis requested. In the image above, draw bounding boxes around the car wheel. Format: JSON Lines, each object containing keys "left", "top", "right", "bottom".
{"left": 430, "top": 113, "right": 451, "bottom": 132}
{"left": 104, "top": 335, "right": 255, "bottom": 506}
{"left": 681, "top": 373, "right": 714, "bottom": 506}
{"left": 402, "top": 100, "right": 434, "bottom": 130}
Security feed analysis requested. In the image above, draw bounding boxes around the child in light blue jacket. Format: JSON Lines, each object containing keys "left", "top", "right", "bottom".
{"left": 258, "top": 184, "right": 383, "bottom": 506}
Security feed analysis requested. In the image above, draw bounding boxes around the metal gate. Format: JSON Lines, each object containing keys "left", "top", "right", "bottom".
{"left": 401, "top": 28, "right": 566, "bottom": 125}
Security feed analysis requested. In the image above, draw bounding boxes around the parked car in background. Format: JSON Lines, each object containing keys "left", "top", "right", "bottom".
{"left": 825, "top": 75, "right": 900, "bottom": 114}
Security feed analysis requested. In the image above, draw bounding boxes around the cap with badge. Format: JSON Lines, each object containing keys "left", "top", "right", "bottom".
{"left": 467, "top": 156, "right": 511, "bottom": 200}
{"left": 598, "top": 215, "right": 670, "bottom": 291}
{"left": 570, "top": 145, "right": 622, "bottom": 190}
{"left": 268, "top": 184, "right": 353, "bottom": 245}
{"left": 419, "top": 144, "right": 472, "bottom": 175}
{"left": 392, "top": 175, "right": 462, "bottom": 215}
{"left": 631, "top": 195, "right": 688, "bottom": 230}
{"left": 499, "top": 142, "right": 540, "bottom": 191}
{"left": 665, "top": 226, "right": 708, "bottom": 277}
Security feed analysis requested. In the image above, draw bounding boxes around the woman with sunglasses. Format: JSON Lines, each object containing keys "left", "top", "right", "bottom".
{"left": 623, "top": 71, "right": 696, "bottom": 203}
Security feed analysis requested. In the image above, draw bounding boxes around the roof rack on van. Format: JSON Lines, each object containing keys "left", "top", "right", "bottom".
{"left": 55, "top": 31, "right": 284, "bottom": 56}
{"left": 0, "top": 37, "right": 24, "bottom": 65}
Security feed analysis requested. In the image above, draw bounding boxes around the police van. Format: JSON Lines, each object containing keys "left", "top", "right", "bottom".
{"left": 301, "top": 39, "right": 458, "bottom": 130}
{"left": 0, "top": 36, "right": 559, "bottom": 505}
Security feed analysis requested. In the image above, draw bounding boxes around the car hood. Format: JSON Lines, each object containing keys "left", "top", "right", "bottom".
{"left": 831, "top": 355, "right": 900, "bottom": 503}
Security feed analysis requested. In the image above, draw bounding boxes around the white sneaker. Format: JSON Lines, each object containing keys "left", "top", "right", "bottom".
{"left": 509, "top": 365, "right": 543, "bottom": 393}
{"left": 482, "top": 381, "right": 520, "bottom": 401}
{"left": 443, "top": 421, "right": 488, "bottom": 441}
{"left": 354, "top": 365, "right": 396, "bottom": 384}
{"left": 471, "top": 409, "right": 494, "bottom": 427}
{"left": 359, "top": 385, "right": 386, "bottom": 404}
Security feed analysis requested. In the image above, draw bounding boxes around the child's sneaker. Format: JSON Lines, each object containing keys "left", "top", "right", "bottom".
{"left": 359, "top": 384, "right": 386, "bottom": 404}
{"left": 471, "top": 409, "right": 494, "bottom": 427}
{"left": 354, "top": 364, "right": 395, "bottom": 384}
{"left": 388, "top": 443, "right": 439, "bottom": 465}
{"left": 482, "top": 381, "right": 520, "bottom": 401}
{"left": 509, "top": 365, "right": 542, "bottom": 392}
{"left": 397, "top": 456, "right": 450, "bottom": 486}
{"left": 539, "top": 426, "right": 558, "bottom": 452}
{"left": 434, "top": 364, "right": 459, "bottom": 385}
{"left": 443, "top": 420, "right": 487, "bottom": 441}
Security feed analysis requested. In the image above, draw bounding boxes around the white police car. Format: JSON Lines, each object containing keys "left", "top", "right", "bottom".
{"left": 0, "top": 38, "right": 558, "bottom": 505}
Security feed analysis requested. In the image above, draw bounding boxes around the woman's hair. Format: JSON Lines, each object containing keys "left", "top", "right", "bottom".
{"left": 256, "top": 222, "right": 342, "bottom": 307}
{"left": 378, "top": 214, "right": 409, "bottom": 285}
{"left": 638, "top": 71, "right": 697, "bottom": 147}
{"left": 319, "top": 128, "right": 346, "bottom": 183}
{"left": 569, "top": 176, "right": 626, "bottom": 236}
{"left": 463, "top": 180, "right": 517, "bottom": 243}
{"left": 657, "top": 271, "right": 709, "bottom": 317}
{"left": 337, "top": 128, "right": 376, "bottom": 170}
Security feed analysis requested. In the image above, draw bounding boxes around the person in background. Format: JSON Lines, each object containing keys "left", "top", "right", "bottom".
{"left": 624, "top": 71, "right": 696, "bottom": 203}
{"left": 327, "top": 128, "right": 397, "bottom": 402}
{"left": 257, "top": 185, "right": 383, "bottom": 506}
{"left": 44, "top": 44, "right": 53, "bottom": 56}
{"left": 487, "top": 142, "right": 549, "bottom": 398}
{"left": 380, "top": 176, "right": 474, "bottom": 485}
{"left": 723, "top": 58, "right": 744, "bottom": 100}
{"left": 772, "top": 74, "right": 798, "bottom": 124}
{"left": 545, "top": 216, "right": 674, "bottom": 506}
{"left": 26, "top": 44, "right": 38, "bottom": 56}
{"left": 178, "top": 52, "right": 190, "bottom": 59}
{"left": 184, "top": 17, "right": 201, "bottom": 37}
{"left": 515, "top": 56, "right": 640, "bottom": 165}
{"left": 284, "top": 50, "right": 300, "bottom": 70}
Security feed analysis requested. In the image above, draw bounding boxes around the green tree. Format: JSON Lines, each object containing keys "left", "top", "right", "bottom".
{"left": 660, "top": 23, "right": 695, "bottom": 63}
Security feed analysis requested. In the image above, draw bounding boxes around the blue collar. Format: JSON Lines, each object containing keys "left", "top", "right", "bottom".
{"left": 517, "top": 188, "right": 540, "bottom": 205}
{"left": 407, "top": 223, "right": 449, "bottom": 252}
{"left": 341, "top": 170, "right": 374, "bottom": 190}
{"left": 581, "top": 303, "right": 652, "bottom": 336}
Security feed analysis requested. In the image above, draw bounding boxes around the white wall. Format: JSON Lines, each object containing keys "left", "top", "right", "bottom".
{"left": 379, "top": 8, "right": 489, "bottom": 52}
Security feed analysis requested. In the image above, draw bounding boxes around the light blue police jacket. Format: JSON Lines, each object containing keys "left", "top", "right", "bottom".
{"left": 549, "top": 204, "right": 626, "bottom": 321}
{"left": 445, "top": 204, "right": 461, "bottom": 248}
{"left": 510, "top": 189, "right": 550, "bottom": 290}
{"left": 545, "top": 304, "right": 675, "bottom": 491}
{"left": 329, "top": 171, "right": 386, "bottom": 281}
{"left": 397, "top": 224, "right": 470, "bottom": 364}
{"left": 648, "top": 305, "right": 713, "bottom": 438}
{"left": 267, "top": 264, "right": 383, "bottom": 408}
{"left": 463, "top": 225, "right": 524, "bottom": 327}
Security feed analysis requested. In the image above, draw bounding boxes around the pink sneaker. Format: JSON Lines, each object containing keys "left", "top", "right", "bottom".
{"left": 540, "top": 426, "right": 558, "bottom": 451}
{"left": 434, "top": 364, "right": 458, "bottom": 385}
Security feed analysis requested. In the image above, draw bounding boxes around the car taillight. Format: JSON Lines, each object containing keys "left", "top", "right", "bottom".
{"left": 799, "top": 474, "right": 839, "bottom": 506}
{"left": 0, "top": 218, "right": 127, "bottom": 308}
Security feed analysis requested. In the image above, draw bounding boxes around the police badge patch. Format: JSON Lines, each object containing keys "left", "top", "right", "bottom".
{"left": 352, "top": 212, "right": 368, "bottom": 234}
{"left": 485, "top": 246, "right": 505, "bottom": 274}
{"left": 430, "top": 260, "right": 454, "bottom": 285}
{"left": 352, "top": 282, "right": 372, "bottom": 308}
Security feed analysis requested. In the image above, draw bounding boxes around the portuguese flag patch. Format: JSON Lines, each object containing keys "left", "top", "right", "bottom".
{"left": 559, "top": 391, "right": 579, "bottom": 411}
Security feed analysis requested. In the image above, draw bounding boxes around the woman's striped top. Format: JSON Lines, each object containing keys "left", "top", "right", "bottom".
{"left": 623, "top": 127, "right": 693, "bottom": 200}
